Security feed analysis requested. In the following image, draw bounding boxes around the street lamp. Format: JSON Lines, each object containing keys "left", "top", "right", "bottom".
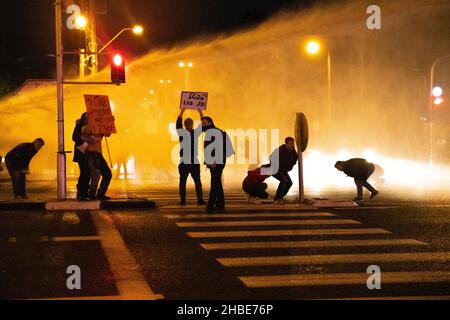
{"left": 304, "top": 39, "right": 332, "bottom": 122}
{"left": 98, "top": 25, "right": 144, "bottom": 54}
{"left": 75, "top": 15, "right": 87, "bottom": 29}
{"left": 178, "top": 61, "right": 193, "bottom": 89}
{"left": 79, "top": 25, "right": 144, "bottom": 79}
{"left": 428, "top": 54, "right": 450, "bottom": 167}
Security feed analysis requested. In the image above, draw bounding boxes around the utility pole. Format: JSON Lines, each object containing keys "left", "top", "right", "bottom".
{"left": 55, "top": 0, "right": 66, "bottom": 199}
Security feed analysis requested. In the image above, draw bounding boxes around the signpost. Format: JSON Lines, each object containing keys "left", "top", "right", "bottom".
{"left": 295, "top": 113, "right": 309, "bottom": 203}
{"left": 180, "top": 91, "right": 208, "bottom": 110}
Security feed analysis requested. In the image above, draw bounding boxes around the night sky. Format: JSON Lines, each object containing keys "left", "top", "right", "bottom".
{"left": 0, "top": 0, "right": 313, "bottom": 96}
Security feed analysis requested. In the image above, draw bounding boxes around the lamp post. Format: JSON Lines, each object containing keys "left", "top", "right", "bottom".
{"left": 305, "top": 40, "right": 332, "bottom": 121}
{"left": 178, "top": 61, "right": 193, "bottom": 90}
{"left": 55, "top": 0, "right": 66, "bottom": 199}
{"left": 428, "top": 54, "right": 450, "bottom": 167}
{"left": 79, "top": 25, "right": 143, "bottom": 78}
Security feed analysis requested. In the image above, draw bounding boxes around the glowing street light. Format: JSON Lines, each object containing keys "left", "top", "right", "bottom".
{"left": 132, "top": 25, "right": 144, "bottom": 35}
{"left": 305, "top": 40, "right": 321, "bottom": 55}
{"left": 432, "top": 86, "right": 443, "bottom": 97}
{"left": 304, "top": 38, "right": 332, "bottom": 123}
{"left": 178, "top": 61, "right": 193, "bottom": 89}
{"left": 75, "top": 15, "right": 87, "bottom": 30}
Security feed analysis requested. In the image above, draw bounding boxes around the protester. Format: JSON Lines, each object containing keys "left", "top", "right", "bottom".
{"left": 5, "top": 138, "right": 45, "bottom": 199}
{"left": 176, "top": 107, "right": 205, "bottom": 205}
{"left": 202, "top": 116, "right": 234, "bottom": 213}
{"left": 269, "top": 137, "right": 298, "bottom": 204}
{"left": 334, "top": 158, "right": 379, "bottom": 201}
{"left": 82, "top": 119, "right": 112, "bottom": 200}
{"left": 72, "top": 112, "right": 92, "bottom": 200}
{"left": 242, "top": 164, "right": 272, "bottom": 203}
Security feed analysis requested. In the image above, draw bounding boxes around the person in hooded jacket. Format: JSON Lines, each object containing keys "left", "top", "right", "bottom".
{"left": 201, "top": 116, "right": 234, "bottom": 213}
{"left": 334, "top": 158, "right": 379, "bottom": 201}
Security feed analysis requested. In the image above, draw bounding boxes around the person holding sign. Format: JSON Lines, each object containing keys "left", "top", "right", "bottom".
{"left": 82, "top": 121, "right": 112, "bottom": 200}
{"left": 176, "top": 107, "right": 206, "bottom": 205}
{"left": 72, "top": 113, "right": 92, "bottom": 200}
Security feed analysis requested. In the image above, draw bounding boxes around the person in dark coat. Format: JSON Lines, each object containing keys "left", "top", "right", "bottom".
{"left": 334, "top": 158, "right": 379, "bottom": 201}
{"left": 269, "top": 137, "right": 298, "bottom": 204}
{"left": 72, "top": 112, "right": 91, "bottom": 200}
{"left": 202, "top": 116, "right": 234, "bottom": 213}
{"left": 242, "top": 164, "right": 272, "bottom": 202}
{"left": 5, "top": 138, "right": 45, "bottom": 199}
{"left": 176, "top": 107, "right": 205, "bottom": 205}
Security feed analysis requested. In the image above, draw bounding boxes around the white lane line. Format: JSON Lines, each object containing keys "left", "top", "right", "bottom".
{"left": 51, "top": 236, "right": 102, "bottom": 242}
{"left": 177, "top": 219, "right": 360, "bottom": 228}
{"left": 165, "top": 212, "right": 335, "bottom": 219}
{"left": 91, "top": 211, "right": 163, "bottom": 300}
{"left": 200, "top": 239, "right": 428, "bottom": 250}
{"left": 188, "top": 228, "right": 391, "bottom": 238}
{"left": 218, "top": 251, "right": 450, "bottom": 267}
{"left": 240, "top": 271, "right": 450, "bottom": 288}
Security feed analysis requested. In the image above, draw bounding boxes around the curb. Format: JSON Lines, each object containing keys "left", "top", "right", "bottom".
{"left": 0, "top": 198, "right": 156, "bottom": 211}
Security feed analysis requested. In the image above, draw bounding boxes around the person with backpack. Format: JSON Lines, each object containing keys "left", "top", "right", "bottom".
{"left": 202, "top": 116, "right": 234, "bottom": 213}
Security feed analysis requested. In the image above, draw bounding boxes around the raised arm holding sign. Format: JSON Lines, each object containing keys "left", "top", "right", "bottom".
{"left": 180, "top": 91, "right": 208, "bottom": 110}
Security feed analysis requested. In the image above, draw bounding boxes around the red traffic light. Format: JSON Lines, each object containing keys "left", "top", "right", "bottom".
{"left": 111, "top": 53, "right": 125, "bottom": 84}
{"left": 113, "top": 53, "right": 123, "bottom": 66}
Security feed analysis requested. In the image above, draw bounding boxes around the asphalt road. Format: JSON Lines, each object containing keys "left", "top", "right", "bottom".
{"left": 1, "top": 188, "right": 450, "bottom": 300}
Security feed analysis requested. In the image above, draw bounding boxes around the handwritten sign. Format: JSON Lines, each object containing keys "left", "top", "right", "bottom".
{"left": 84, "top": 95, "right": 117, "bottom": 135}
{"left": 180, "top": 91, "right": 208, "bottom": 110}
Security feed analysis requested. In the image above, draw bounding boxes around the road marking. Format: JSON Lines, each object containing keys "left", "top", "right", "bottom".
{"left": 200, "top": 238, "right": 427, "bottom": 250}
{"left": 51, "top": 236, "right": 102, "bottom": 242}
{"left": 40, "top": 236, "right": 50, "bottom": 242}
{"left": 165, "top": 212, "right": 335, "bottom": 219}
{"left": 218, "top": 251, "right": 450, "bottom": 267}
{"left": 91, "top": 211, "right": 163, "bottom": 300}
{"left": 177, "top": 219, "right": 360, "bottom": 228}
{"left": 239, "top": 271, "right": 450, "bottom": 288}
{"left": 187, "top": 228, "right": 391, "bottom": 238}
{"left": 8, "top": 237, "right": 16, "bottom": 243}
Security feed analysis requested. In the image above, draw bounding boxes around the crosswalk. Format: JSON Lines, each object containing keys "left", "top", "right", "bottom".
{"left": 159, "top": 192, "right": 450, "bottom": 299}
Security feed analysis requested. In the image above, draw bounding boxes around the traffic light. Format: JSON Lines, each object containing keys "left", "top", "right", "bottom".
{"left": 111, "top": 53, "right": 125, "bottom": 84}
{"left": 432, "top": 86, "right": 444, "bottom": 107}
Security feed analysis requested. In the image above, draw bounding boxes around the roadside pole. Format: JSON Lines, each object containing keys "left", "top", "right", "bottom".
{"left": 55, "top": 0, "right": 66, "bottom": 199}
{"left": 295, "top": 113, "right": 309, "bottom": 204}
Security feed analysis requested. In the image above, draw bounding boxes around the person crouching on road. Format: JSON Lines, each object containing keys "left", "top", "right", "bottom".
{"left": 269, "top": 137, "right": 298, "bottom": 204}
{"left": 5, "top": 138, "right": 44, "bottom": 199}
{"left": 242, "top": 164, "right": 272, "bottom": 204}
{"left": 82, "top": 122, "right": 112, "bottom": 200}
{"left": 334, "top": 158, "right": 379, "bottom": 202}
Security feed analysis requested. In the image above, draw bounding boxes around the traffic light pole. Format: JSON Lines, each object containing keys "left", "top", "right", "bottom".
{"left": 55, "top": 0, "right": 67, "bottom": 199}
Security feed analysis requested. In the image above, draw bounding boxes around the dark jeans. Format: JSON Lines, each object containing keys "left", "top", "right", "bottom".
{"left": 76, "top": 159, "right": 90, "bottom": 198}
{"left": 207, "top": 164, "right": 225, "bottom": 210}
{"left": 86, "top": 152, "right": 112, "bottom": 198}
{"left": 273, "top": 171, "right": 293, "bottom": 200}
{"left": 355, "top": 163, "right": 376, "bottom": 198}
{"left": 178, "top": 163, "right": 203, "bottom": 202}
{"left": 243, "top": 182, "right": 269, "bottom": 199}
{"left": 5, "top": 160, "right": 26, "bottom": 197}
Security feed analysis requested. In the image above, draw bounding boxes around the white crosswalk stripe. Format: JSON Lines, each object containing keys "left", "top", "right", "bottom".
{"left": 161, "top": 193, "right": 449, "bottom": 298}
